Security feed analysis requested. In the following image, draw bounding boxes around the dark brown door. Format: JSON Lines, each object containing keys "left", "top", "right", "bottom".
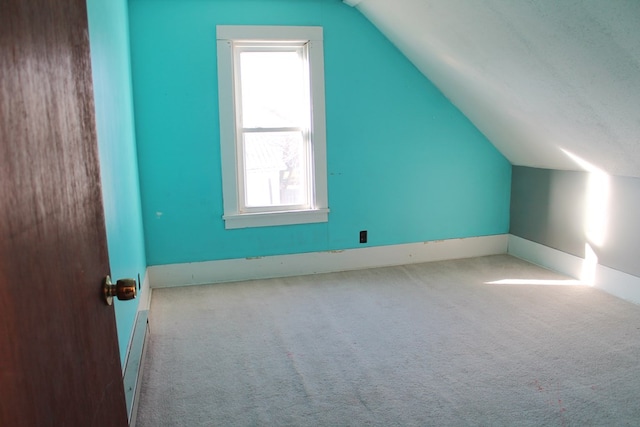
{"left": 0, "top": 1, "right": 128, "bottom": 426}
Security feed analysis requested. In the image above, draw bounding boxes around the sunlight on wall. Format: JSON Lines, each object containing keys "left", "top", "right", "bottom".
{"left": 580, "top": 242, "right": 598, "bottom": 286}
{"left": 561, "top": 148, "right": 611, "bottom": 286}
{"left": 561, "top": 149, "right": 610, "bottom": 247}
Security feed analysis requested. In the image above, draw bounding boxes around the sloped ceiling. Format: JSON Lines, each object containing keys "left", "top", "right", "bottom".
{"left": 346, "top": 0, "right": 640, "bottom": 178}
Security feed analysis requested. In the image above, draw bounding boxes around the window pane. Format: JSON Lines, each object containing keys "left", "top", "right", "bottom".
{"left": 243, "top": 131, "right": 308, "bottom": 208}
{"left": 239, "top": 51, "right": 308, "bottom": 128}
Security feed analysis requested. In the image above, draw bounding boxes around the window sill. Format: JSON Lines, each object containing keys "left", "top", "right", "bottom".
{"left": 223, "top": 208, "right": 329, "bottom": 229}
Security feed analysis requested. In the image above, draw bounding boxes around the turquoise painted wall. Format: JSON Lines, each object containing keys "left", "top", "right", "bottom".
{"left": 86, "top": 0, "right": 147, "bottom": 367}
{"left": 128, "top": 0, "right": 511, "bottom": 266}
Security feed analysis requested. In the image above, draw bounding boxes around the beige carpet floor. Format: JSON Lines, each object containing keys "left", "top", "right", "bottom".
{"left": 135, "top": 255, "right": 640, "bottom": 426}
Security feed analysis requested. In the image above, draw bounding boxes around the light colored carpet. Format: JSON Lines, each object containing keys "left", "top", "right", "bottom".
{"left": 136, "top": 255, "right": 640, "bottom": 426}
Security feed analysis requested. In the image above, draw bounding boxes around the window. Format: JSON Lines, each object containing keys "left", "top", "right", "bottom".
{"left": 216, "top": 26, "right": 329, "bottom": 229}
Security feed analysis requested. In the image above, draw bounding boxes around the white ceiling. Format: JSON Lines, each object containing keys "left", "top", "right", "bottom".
{"left": 345, "top": 0, "right": 640, "bottom": 177}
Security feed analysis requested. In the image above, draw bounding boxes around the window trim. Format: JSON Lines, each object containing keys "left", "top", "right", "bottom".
{"left": 217, "top": 26, "right": 328, "bottom": 229}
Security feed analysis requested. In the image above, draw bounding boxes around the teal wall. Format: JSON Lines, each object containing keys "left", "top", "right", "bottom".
{"left": 128, "top": 0, "right": 511, "bottom": 266}
{"left": 86, "top": 0, "right": 147, "bottom": 367}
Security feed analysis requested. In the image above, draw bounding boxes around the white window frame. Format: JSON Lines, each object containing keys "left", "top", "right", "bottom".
{"left": 217, "top": 26, "right": 329, "bottom": 229}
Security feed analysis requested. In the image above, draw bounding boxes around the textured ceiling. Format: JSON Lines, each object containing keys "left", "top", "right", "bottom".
{"left": 346, "top": 0, "right": 640, "bottom": 177}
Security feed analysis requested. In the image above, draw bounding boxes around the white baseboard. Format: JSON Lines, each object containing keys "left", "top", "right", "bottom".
{"left": 121, "top": 271, "right": 151, "bottom": 370}
{"left": 507, "top": 235, "right": 585, "bottom": 279}
{"left": 124, "top": 270, "right": 151, "bottom": 424}
{"left": 508, "top": 235, "right": 640, "bottom": 305}
{"left": 148, "top": 234, "right": 508, "bottom": 288}
{"left": 137, "top": 269, "right": 152, "bottom": 311}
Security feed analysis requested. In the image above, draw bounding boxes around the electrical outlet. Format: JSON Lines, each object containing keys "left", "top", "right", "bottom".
{"left": 359, "top": 230, "right": 368, "bottom": 244}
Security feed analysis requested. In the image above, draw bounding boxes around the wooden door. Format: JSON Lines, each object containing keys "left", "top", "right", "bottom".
{"left": 0, "top": 1, "right": 128, "bottom": 425}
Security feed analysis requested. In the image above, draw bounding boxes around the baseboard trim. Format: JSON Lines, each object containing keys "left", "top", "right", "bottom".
{"left": 507, "top": 235, "right": 584, "bottom": 279}
{"left": 148, "top": 234, "right": 509, "bottom": 288}
{"left": 508, "top": 235, "right": 640, "bottom": 305}
{"left": 137, "top": 268, "right": 152, "bottom": 312}
{"left": 123, "top": 270, "right": 152, "bottom": 424}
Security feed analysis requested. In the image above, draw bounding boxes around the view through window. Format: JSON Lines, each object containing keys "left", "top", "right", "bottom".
{"left": 237, "top": 48, "right": 311, "bottom": 209}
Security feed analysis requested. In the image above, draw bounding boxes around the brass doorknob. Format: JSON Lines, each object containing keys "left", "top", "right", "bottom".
{"left": 103, "top": 276, "right": 137, "bottom": 305}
